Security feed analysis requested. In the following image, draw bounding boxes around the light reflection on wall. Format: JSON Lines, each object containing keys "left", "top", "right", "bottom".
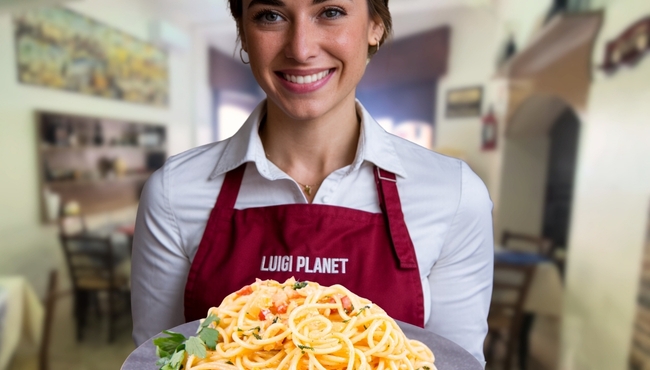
{"left": 376, "top": 117, "right": 434, "bottom": 150}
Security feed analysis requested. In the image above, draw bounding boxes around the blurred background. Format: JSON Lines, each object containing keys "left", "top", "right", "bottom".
{"left": 0, "top": 0, "right": 649, "bottom": 369}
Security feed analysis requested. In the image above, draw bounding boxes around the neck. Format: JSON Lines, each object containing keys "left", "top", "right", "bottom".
{"left": 260, "top": 97, "right": 360, "bottom": 188}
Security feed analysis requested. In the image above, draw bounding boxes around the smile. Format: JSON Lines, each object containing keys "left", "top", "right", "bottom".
{"left": 280, "top": 69, "right": 333, "bottom": 85}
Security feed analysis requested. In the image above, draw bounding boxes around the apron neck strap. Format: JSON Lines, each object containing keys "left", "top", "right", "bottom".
{"left": 374, "top": 167, "right": 418, "bottom": 269}
{"left": 215, "top": 163, "right": 247, "bottom": 210}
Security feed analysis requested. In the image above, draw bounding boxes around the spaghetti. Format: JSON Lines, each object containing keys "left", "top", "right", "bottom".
{"left": 183, "top": 278, "right": 436, "bottom": 370}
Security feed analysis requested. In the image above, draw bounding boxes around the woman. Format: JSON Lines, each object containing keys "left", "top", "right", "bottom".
{"left": 131, "top": 0, "right": 493, "bottom": 365}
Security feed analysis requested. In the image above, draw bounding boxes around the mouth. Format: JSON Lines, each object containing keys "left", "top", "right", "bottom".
{"left": 276, "top": 69, "right": 334, "bottom": 85}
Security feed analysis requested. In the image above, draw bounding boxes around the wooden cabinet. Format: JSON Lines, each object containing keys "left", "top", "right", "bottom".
{"left": 36, "top": 111, "right": 166, "bottom": 222}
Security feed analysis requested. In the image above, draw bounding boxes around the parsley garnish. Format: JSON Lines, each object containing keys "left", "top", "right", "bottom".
{"left": 226, "top": 361, "right": 234, "bottom": 365}
{"left": 153, "top": 314, "right": 221, "bottom": 370}
{"left": 272, "top": 317, "right": 279, "bottom": 324}
{"left": 355, "top": 305, "right": 371, "bottom": 316}
{"left": 423, "top": 367, "right": 431, "bottom": 370}
{"left": 342, "top": 319, "right": 350, "bottom": 323}
{"left": 297, "top": 344, "right": 314, "bottom": 353}
{"left": 293, "top": 281, "right": 309, "bottom": 290}
{"left": 252, "top": 333, "right": 262, "bottom": 340}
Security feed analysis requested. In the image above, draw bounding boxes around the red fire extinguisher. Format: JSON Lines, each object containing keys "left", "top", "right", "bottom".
{"left": 482, "top": 106, "right": 498, "bottom": 151}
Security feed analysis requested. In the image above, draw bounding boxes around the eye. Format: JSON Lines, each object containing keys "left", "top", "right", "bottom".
{"left": 263, "top": 12, "right": 281, "bottom": 22}
{"left": 253, "top": 10, "right": 284, "bottom": 23}
{"left": 322, "top": 8, "right": 344, "bottom": 19}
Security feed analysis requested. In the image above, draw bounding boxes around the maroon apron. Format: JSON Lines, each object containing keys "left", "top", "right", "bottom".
{"left": 184, "top": 164, "right": 425, "bottom": 327}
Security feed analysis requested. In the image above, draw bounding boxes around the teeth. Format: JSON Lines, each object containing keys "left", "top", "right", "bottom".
{"left": 283, "top": 70, "right": 330, "bottom": 84}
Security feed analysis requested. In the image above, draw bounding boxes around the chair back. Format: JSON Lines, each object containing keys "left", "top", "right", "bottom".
{"left": 501, "top": 230, "right": 555, "bottom": 257}
{"left": 59, "top": 233, "right": 116, "bottom": 291}
{"left": 487, "top": 261, "right": 537, "bottom": 369}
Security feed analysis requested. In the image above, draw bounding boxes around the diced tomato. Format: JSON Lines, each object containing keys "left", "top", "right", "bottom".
{"left": 259, "top": 308, "right": 272, "bottom": 321}
{"left": 274, "top": 301, "right": 288, "bottom": 314}
{"left": 341, "top": 296, "right": 353, "bottom": 313}
{"left": 236, "top": 285, "right": 253, "bottom": 296}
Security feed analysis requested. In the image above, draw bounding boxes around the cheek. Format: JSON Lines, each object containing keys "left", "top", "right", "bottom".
{"left": 330, "top": 25, "right": 371, "bottom": 64}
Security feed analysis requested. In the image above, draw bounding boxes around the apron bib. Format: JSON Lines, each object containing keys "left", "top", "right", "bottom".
{"left": 184, "top": 164, "right": 425, "bottom": 327}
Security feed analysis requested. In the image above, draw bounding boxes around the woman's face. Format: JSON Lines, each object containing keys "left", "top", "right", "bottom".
{"left": 240, "top": 0, "right": 383, "bottom": 121}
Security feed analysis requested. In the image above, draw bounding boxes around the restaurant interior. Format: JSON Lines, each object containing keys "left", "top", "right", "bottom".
{"left": 1, "top": 0, "right": 649, "bottom": 369}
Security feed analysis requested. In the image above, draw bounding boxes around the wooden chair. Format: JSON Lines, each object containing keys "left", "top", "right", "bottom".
{"left": 59, "top": 233, "right": 130, "bottom": 342}
{"left": 501, "top": 230, "right": 555, "bottom": 257}
{"left": 485, "top": 261, "right": 537, "bottom": 370}
{"left": 39, "top": 270, "right": 60, "bottom": 370}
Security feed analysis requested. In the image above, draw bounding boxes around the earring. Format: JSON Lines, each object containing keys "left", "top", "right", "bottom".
{"left": 374, "top": 38, "right": 380, "bottom": 53}
{"left": 240, "top": 48, "right": 250, "bottom": 64}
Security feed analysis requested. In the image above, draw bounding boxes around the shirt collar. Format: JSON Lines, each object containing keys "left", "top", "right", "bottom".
{"left": 209, "top": 99, "right": 407, "bottom": 180}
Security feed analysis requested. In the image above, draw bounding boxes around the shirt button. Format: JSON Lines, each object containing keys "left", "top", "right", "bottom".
{"left": 322, "top": 196, "right": 331, "bottom": 203}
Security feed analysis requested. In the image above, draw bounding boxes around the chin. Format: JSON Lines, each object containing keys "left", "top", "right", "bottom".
{"left": 270, "top": 96, "right": 339, "bottom": 122}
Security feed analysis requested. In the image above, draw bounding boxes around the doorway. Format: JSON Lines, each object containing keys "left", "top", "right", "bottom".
{"left": 542, "top": 108, "right": 580, "bottom": 249}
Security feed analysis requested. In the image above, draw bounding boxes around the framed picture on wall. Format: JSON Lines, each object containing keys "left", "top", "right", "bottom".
{"left": 13, "top": 7, "right": 169, "bottom": 107}
{"left": 445, "top": 86, "right": 483, "bottom": 118}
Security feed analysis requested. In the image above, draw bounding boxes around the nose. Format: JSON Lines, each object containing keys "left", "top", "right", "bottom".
{"left": 284, "top": 17, "right": 318, "bottom": 63}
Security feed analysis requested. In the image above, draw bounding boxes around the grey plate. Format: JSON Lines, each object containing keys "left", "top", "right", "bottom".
{"left": 122, "top": 320, "right": 482, "bottom": 370}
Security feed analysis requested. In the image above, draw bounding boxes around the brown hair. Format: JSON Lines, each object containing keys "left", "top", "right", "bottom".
{"left": 229, "top": 0, "right": 392, "bottom": 57}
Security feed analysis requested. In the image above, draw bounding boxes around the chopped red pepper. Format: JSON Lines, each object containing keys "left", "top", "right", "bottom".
{"left": 236, "top": 285, "right": 253, "bottom": 296}
{"left": 274, "top": 301, "right": 288, "bottom": 314}
{"left": 259, "top": 308, "right": 272, "bottom": 321}
{"left": 341, "top": 296, "right": 353, "bottom": 314}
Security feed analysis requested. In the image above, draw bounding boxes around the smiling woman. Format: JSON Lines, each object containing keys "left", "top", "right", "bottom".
{"left": 131, "top": 0, "right": 494, "bottom": 366}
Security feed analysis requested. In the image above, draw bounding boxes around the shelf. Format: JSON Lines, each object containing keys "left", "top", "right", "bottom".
{"left": 36, "top": 110, "right": 167, "bottom": 223}
{"left": 46, "top": 172, "right": 153, "bottom": 188}
{"left": 40, "top": 144, "right": 166, "bottom": 152}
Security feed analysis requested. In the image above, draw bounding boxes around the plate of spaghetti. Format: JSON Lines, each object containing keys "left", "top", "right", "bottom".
{"left": 121, "top": 278, "right": 483, "bottom": 370}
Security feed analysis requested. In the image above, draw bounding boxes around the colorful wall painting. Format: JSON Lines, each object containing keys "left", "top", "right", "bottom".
{"left": 13, "top": 7, "right": 169, "bottom": 107}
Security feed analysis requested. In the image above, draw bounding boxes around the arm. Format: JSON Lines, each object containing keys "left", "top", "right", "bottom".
{"left": 131, "top": 165, "right": 190, "bottom": 345}
{"left": 424, "top": 161, "right": 494, "bottom": 366}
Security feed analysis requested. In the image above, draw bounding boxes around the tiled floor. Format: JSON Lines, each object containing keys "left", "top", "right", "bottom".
{"left": 11, "top": 293, "right": 135, "bottom": 370}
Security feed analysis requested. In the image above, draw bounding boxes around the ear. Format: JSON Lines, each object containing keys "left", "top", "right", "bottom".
{"left": 367, "top": 17, "right": 384, "bottom": 46}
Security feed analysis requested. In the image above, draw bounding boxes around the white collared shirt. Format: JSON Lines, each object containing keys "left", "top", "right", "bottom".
{"left": 131, "top": 100, "right": 494, "bottom": 365}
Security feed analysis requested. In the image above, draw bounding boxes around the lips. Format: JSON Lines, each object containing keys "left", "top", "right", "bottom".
{"left": 275, "top": 68, "right": 335, "bottom": 94}
{"left": 280, "top": 69, "right": 332, "bottom": 85}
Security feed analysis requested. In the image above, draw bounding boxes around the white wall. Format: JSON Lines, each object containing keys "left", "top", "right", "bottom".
{"left": 561, "top": 0, "right": 650, "bottom": 368}
{"left": 431, "top": 8, "right": 505, "bottom": 216}
{"left": 0, "top": 0, "right": 207, "bottom": 294}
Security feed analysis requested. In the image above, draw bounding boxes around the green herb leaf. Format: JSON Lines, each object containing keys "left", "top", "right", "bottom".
{"left": 185, "top": 336, "right": 207, "bottom": 359}
{"left": 199, "top": 314, "right": 220, "bottom": 332}
{"left": 226, "top": 360, "right": 234, "bottom": 365}
{"left": 272, "top": 317, "right": 279, "bottom": 324}
{"left": 293, "top": 281, "right": 308, "bottom": 290}
{"left": 153, "top": 331, "right": 187, "bottom": 354}
{"left": 169, "top": 350, "right": 186, "bottom": 370}
{"left": 200, "top": 327, "right": 219, "bottom": 350}
{"left": 342, "top": 319, "right": 350, "bottom": 323}
{"left": 297, "top": 344, "right": 314, "bottom": 351}
{"left": 355, "top": 305, "right": 371, "bottom": 316}
{"left": 423, "top": 367, "right": 431, "bottom": 370}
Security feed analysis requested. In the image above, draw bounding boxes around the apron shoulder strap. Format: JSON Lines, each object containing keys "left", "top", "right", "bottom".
{"left": 374, "top": 167, "right": 418, "bottom": 269}
{"left": 214, "top": 163, "right": 247, "bottom": 210}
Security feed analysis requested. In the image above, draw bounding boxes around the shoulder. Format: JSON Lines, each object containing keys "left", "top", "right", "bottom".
{"left": 388, "top": 134, "right": 492, "bottom": 211}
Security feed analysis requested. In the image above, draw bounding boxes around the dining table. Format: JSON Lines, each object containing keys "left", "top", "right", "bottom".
{"left": 0, "top": 276, "right": 44, "bottom": 370}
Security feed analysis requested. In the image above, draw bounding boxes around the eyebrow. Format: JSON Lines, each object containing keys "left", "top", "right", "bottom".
{"left": 247, "top": 0, "right": 336, "bottom": 9}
